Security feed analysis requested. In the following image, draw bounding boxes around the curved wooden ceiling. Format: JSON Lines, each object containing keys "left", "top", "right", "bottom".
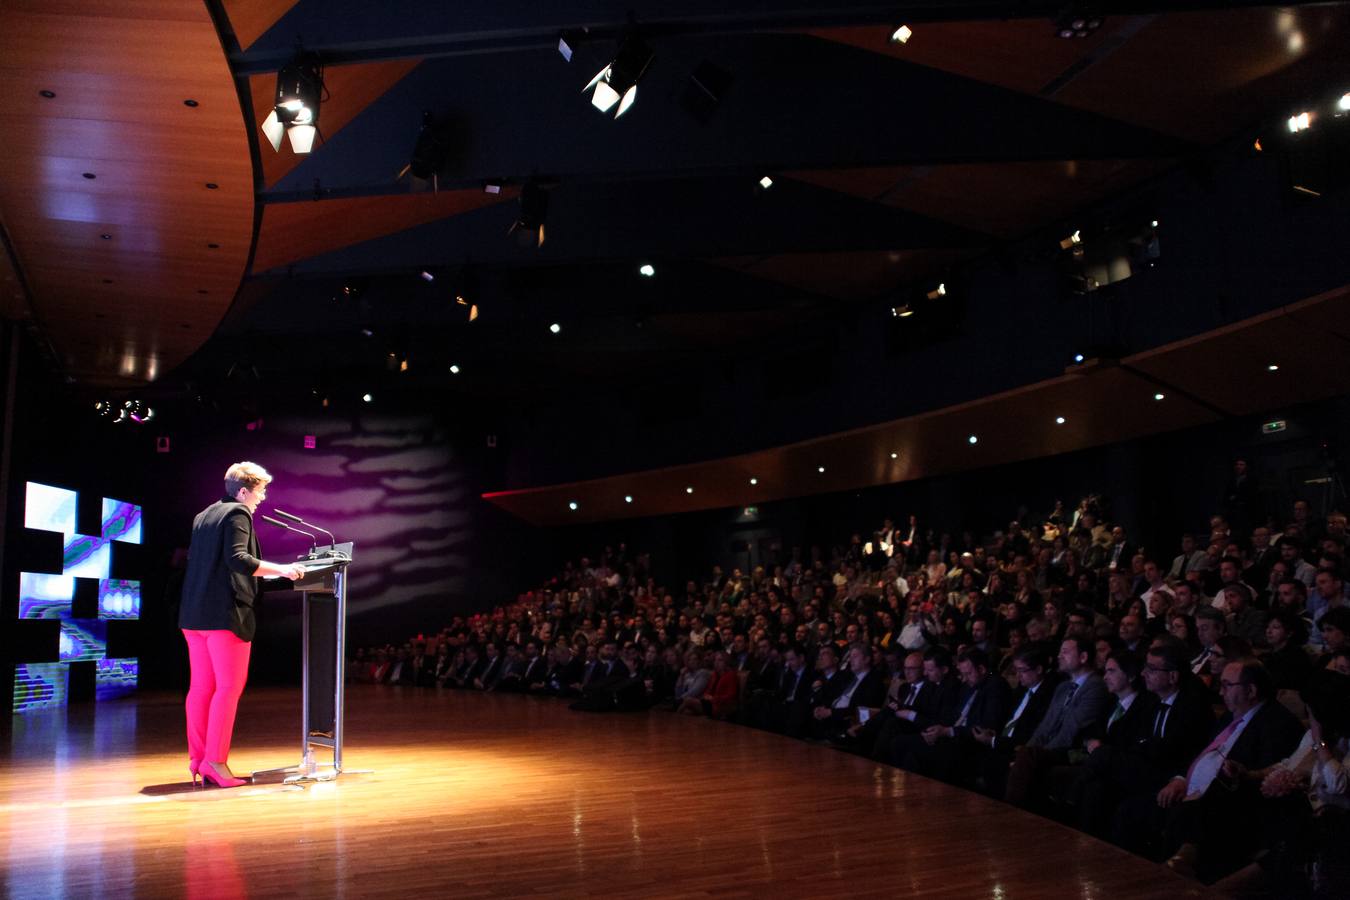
{"left": 0, "top": 0, "right": 254, "bottom": 387}
{"left": 484, "top": 283, "right": 1350, "bottom": 526}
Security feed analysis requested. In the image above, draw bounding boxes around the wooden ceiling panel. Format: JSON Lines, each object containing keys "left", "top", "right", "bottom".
{"left": 221, "top": 0, "right": 301, "bottom": 51}
{"left": 247, "top": 59, "right": 422, "bottom": 188}
{"left": 806, "top": 21, "right": 1110, "bottom": 96}
{"left": 252, "top": 189, "right": 517, "bottom": 273}
{"left": 0, "top": 233, "right": 28, "bottom": 321}
{"left": 791, "top": 160, "right": 1172, "bottom": 239}
{"left": 1055, "top": 7, "right": 1350, "bottom": 142}
{"left": 486, "top": 284, "right": 1350, "bottom": 526}
{"left": 0, "top": 1, "right": 254, "bottom": 385}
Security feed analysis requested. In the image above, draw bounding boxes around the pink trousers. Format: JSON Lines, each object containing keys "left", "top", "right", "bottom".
{"left": 182, "top": 629, "right": 252, "bottom": 764}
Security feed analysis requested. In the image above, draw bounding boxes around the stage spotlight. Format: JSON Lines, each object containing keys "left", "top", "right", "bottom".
{"left": 758, "top": 175, "right": 774, "bottom": 190}
{"left": 890, "top": 25, "right": 912, "bottom": 44}
{"left": 449, "top": 364, "right": 461, "bottom": 374}
{"left": 420, "top": 270, "right": 435, "bottom": 282}
{"left": 468, "top": 304, "right": 480, "bottom": 322}
{"left": 817, "top": 466, "right": 826, "bottom": 473}
{"left": 584, "top": 33, "right": 653, "bottom": 118}
{"left": 568, "top": 501, "right": 578, "bottom": 511}
{"left": 968, "top": 435, "right": 978, "bottom": 445}
{"left": 1339, "top": 93, "right": 1350, "bottom": 113}
{"left": 1055, "top": 12, "right": 1103, "bottom": 39}
{"left": 926, "top": 283, "right": 947, "bottom": 300}
{"left": 95, "top": 400, "right": 115, "bottom": 418}
{"left": 509, "top": 182, "right": 549, "bottom": 247}
{"left": 1074, "top": 353, "right": 1085, "bottom": 363}
{"left": 362, "top": 393, "right": 373, "bottom": 403}
{"left": 407, "top": 111, "right": 455, "bottom": 182}
{"left": 1288, "top": 111, "right": 1313, "bottom": 133}
{"left": 1056, "top": 416, "right": 1066, "bottom": 425}
{"left": 1153, "top": 392, "right": 1165, "bottom": 401}
{"left": 749, "top": 477, "right": 758, "bottom": 485}
{"left": 685, "top": 486, "right": 693, "bottom": 494}
{"left": 261, "top": 52, "right": 323, "bottom": 154}
{"left": 639, "top": 263, "right": 655, "bottom": 277}
{"left": 890, "top": 452, "right": 898, "bottom": 459}
{"left": 891, "top": 304, "right": 914, "bottom": 318}
{"left": 1268, "top": 364, "right": 1280, "bottom": 371}
{"left": 1060, "top": 230, "right": 1082, "bottom": 250}
{"left": 549, "top": 322, "right": 561, "bottom": 334}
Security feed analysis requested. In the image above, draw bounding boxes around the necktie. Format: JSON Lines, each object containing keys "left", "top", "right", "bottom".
{"left": 1186, "top": 718, "right": 1240, "bottom": 783}
{"left": 905, "top": 684, "right": 919, "bottom": 706}
{"left": 1107, "top": 701, "right": 1125, "bottom": 729}
{"left": 1154, "top": 702, "right": 1172, "bottom": 738}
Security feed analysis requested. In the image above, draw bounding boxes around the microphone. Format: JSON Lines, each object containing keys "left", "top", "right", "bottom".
{"left": 261, "top": 514, "right": 316, "bottom": 546}
{"left": 274, "top": 508, "right": 336, "bottom": 548}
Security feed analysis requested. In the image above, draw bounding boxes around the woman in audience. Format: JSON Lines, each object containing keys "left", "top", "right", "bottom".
{"left": 1264, "top": 609, "right": 1313, "bottom": 691}
{"left": 1168, "top": 613, "right": 1201, "bottom": 656}
{"left": 678, "top": 650, "right": 739, "bottom": 719}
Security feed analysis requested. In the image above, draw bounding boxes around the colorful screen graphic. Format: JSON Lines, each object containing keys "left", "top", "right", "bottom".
{"left": 14, "top": 482, "right": 142, "bottom": 713}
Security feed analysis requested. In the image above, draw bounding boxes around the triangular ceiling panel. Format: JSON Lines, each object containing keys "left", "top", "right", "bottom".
{"left": 252, "top": 188, "right": 516, "bottom": 274}
{"left": 222, "top": 0, "right": 300, "bottom": 51}
{"left": 248, "top": 58, "right": 422, "bottom": 188}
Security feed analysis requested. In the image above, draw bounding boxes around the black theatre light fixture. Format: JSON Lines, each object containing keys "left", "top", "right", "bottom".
{"left": 583, "top": 33, "right": 653, "bottom": 118}
{"left": 509, "top": 182, "right": 549, "bottom": 248}
{"left": 406, "top": 111, "right": 455, "bottom": 184}
{"left": 261, "top": 52, "right": 324, "bottom": 154}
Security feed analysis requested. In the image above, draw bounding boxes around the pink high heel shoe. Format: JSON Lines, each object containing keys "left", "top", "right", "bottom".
{"left": 189, "top": 758, "right": 201, "bottom": 788}
{"left": 199, "top": 760, "right": 248, "bottom": 788}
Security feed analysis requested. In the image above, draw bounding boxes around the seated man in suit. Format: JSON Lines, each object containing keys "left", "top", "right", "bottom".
{"left": 970, "top": 645, "right": 1058, "bottom": 797}
{"left": 895, "top": 647, "right": 1013, "bottom": 784}
{"left": 844, "top": 649, "right": 924, "bottom": 752}
{"left": 1047, "top": 650, "right": 1158, "bottom": 816}
{"left": 1005, "top": 634, "right": 1113, "bottom": 808}
{"left": 473, "top": 642, "right": 506, "bottom": 691}
{"left": 806, "top": 645, "right": 853, "bottom": 717}
{"left": 1079, "top": 641, "right": 1214, "bottom": 841}
{"left": 767, "top": 643, "right": 816, "bottom": 737}
{"left": 872, "top": 647, "right": 960, "bottom": 762}
{"left": 1123, "top": 657, "right": 1303, "bottom": 883}
{"left": 814, "top": 643, "right": 888, "bottom": 739}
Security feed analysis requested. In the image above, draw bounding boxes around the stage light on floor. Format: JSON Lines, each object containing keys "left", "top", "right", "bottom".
{"left": 549, "top": 322, "right": 561, "bottom": 334}
{"left": 890, "top": 25, "right": 912, "bottom": 44}
{"left": 968, "top": 435, "right": 978, "bottom": 445}
{"left": 639, "top": 263, "right": 655, "bottom": 277}
{"left": 584, "top": 34, "right": 653, "bottom": 118}
{"left": 1288, "top": 111, "right": 1312, "bottom": 133}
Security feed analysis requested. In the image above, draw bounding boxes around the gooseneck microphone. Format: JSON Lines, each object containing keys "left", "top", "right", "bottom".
{"left": 274, "top": 509, "right": 336, "bottom": 547}
{"left": 261, "top": 514, "right": 317, "bottom": 547}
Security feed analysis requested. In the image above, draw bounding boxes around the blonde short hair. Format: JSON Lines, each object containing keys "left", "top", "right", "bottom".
{"left": 224, "top": 461, "right": 272, "bottom": 498}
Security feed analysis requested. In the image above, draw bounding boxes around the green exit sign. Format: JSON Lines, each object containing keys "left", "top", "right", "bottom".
{"left": 1262, "top": 419, "right": 1287, "bottom": 434}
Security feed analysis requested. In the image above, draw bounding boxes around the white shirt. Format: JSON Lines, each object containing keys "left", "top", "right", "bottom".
{"left": 1186, "top": 703, "right": 1263, "bottom": 799}
{"left": 833, "top": 669, "right": 869, "bottom": 708}
{"left": 1276, "top": 732, "right": 1350, "bottom": 812}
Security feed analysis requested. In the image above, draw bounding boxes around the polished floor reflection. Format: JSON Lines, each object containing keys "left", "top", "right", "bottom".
{"left": 1, "top": 686, "right": 1215, "bottom": 898}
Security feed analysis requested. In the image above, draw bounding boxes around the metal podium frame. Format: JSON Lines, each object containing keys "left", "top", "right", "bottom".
{"left": 253, "top": 552, "right": 366, "bottom": 786}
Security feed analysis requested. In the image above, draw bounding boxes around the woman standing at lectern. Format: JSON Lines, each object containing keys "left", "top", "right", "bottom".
{"left": 180, "top": 462, "right": 304, "bottom": 788}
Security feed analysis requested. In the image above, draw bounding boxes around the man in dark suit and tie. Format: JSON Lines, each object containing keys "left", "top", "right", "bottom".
{"left": 813, "top": 644, "right": 888, "bottom": 739}
{"left": 1081, "top": 641, "right": 1215, "bottom": 840}
{"left": 895, "top": 648, "right": 1013, "bottom": 784}
{"left": 473, "top": 642, "right": 505, "bottom": 690}
{"left": 1005, "top": 635, "right": 1112, "bottom": 807}
{"left": 872, "top": 648, "right": 960, "bottom": 762}
{"left": 1137, "top": 658, "right": 1302, "bottom": 882}
{"left": 770, "top": 643, "right": 816, "bottom": 737}
{"left": 970, "top": 645, "right": 1058, "bottom": 797}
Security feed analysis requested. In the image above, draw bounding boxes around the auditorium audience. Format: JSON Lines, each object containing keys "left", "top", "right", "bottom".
{"left": 347, "top": 489, "right": 1349, "bottom": 893}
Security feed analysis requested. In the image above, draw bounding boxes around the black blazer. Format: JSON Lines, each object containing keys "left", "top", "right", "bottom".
{"left": 1094, "top": 691, "right": 1160, "bottom": 747}
{"left": 913, "top": 676, "right": 963, "bottom": 729}
{"left": 838, "top": 668, "right": 889, "bottom": 711}
{"left": 952, "top": 675, "right": 1014, "bottom": 740}
{"left": 179, "top": 498, "right": 266, "bottom": 641}
{"left": 991, "top": 680, "right": 1056, "bottom": 753}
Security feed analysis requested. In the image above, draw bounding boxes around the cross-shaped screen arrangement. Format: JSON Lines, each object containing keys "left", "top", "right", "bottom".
{"left": 14, "top": 482, "right": 142, "bottom": 712}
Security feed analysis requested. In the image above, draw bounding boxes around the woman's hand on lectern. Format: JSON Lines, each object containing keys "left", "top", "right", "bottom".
{"left": 283, "top": 563, "right": 307, "bottom": 581}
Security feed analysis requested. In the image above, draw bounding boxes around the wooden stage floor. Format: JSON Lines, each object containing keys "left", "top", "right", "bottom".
{"left": 1, "top": 686, "right": 1216, "bottom": 898}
